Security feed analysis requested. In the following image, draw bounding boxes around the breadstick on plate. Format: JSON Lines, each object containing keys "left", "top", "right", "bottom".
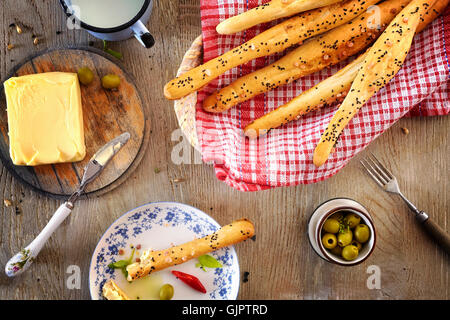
{"left": 102, "top": 279, "right": 130, "bottom": 300}
{"left": 243, "top": 0, "right": 448, "bottom": 138}
{"left": 216, "top": 0, "right": 344, "bottom": 35}
{"left": 203, "top": 0, "right": 412, "bottom": 113}
{"left": 126, "top": 219, "right": 255, "bottom": 281}
{"left": 244, "top": 53, "right": 366, "bottom": 139}
{"left": 164, "top": 0, "right": 380, "bottom": 100}
{"left": 313, "top": 0, "right": 438, "bottom": 167}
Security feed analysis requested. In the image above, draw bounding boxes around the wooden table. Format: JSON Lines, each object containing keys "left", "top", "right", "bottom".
{"left": 0, "top": 0, "right": 448, "bottom": 300}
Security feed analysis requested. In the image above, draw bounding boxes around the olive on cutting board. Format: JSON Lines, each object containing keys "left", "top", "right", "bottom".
{"left": 77, "top": 67, "right": 94, "bottom": 85}
{"left": 102, "top": 74, "right": 121, "bottom": 89}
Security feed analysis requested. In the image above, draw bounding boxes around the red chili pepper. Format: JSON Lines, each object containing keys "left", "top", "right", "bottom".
{"left": 171, "top": 270, "right": 207, "bottom": 294}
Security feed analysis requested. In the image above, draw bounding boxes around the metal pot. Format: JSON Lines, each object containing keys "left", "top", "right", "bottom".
{"left": 59, "top": 0, "right": 155, "bottom": 48}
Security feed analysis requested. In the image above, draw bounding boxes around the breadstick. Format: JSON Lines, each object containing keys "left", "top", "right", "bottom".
{"left": 102, "top": 279, "right": 130, "bottom": 300}
{"left": 126, "top": 219, "right": 255, "bottom": 281}
{"left": 203, "top": 0, "right": 412, "bottom": 113}
{"left": 164, "top": 0, "right": 380, "bottom": 100}
{"left": 243, "top": 0, "right": 447, "bottom": 138}
{"left": 313, "top": 0, "right": 437, "bottom": 167}
{"left": 416, "top": 0, "right": 449, "bottom": 32}
{"left": 244, "top": 53, "right": 366, "bottom": 139}
{"left": 216, "top": 0, "right": 344, "bottom": 35}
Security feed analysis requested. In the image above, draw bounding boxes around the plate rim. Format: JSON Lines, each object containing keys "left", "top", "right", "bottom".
{"left": 88, "top": 201, "right": 241, "bottom": 300}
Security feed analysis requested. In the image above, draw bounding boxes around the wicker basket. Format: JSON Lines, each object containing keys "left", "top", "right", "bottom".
{"left": 173, "top": 35, "right": 203, "bottom": 151}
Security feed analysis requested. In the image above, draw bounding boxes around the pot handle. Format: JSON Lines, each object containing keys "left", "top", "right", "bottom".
{"left": 132, "top": 20, "right": 155, "bottom": 48}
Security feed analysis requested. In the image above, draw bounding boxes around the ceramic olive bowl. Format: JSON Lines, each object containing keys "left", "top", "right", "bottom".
{"left": 308, "top": 198, "right": 376, "bottom": 266}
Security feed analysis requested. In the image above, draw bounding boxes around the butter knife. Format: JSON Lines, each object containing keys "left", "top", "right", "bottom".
{"left": 5, "top": 132, "right": 130, "bottom": 277}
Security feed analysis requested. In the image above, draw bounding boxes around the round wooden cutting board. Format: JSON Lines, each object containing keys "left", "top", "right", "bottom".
{"left": 0, "top": 47, "right": 150, "bottom": 199}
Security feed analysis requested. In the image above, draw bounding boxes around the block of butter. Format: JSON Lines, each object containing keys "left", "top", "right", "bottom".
{"left": 4, "top": 72, "right": 86, "bottom": 166}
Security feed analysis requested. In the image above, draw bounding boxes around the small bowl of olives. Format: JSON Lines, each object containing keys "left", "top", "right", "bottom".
{"left": 308, "top": 198, "right": 376, "bottom": 266}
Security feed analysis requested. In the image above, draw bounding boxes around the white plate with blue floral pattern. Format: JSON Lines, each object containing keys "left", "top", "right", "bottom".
{"left": 89, "top": 202, "right": 240, "bottom": 300}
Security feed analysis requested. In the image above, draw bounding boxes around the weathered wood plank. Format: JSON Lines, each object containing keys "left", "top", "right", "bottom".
{"left": 0, "top": 0, "right": 448, "bottom": 300}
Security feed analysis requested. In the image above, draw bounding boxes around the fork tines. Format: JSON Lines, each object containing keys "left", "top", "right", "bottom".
{"left": 360, "top": 153, "right": 394, "bottom": 187}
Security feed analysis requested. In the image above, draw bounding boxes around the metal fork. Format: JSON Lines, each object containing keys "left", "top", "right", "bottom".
{"left": 361, "top": 154, "right": 450, "bottom": 254}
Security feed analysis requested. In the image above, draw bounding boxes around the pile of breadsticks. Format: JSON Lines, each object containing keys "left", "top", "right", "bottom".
{"left": 164, "top": 0, "right": 448, "bottom": 167}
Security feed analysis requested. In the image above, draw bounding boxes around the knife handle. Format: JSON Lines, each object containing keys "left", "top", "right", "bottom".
{"left": 5, "top": 203, "right": 72, "bottom": 277}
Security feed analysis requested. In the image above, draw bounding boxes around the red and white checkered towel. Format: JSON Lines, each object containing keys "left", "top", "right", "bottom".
{"left": 196, "top": 0, "right": 450, "bottom": 191}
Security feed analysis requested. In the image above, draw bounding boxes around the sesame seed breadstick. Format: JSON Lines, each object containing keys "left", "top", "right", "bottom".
{"left": 216, "top": 0, "right": 344, "bottom": 35}
{"left": 313, "top": 0, "right": 438, "bottom": 167}
{"left": 416, "top": 0, "right": 449, "bottom": 32}
{"left": 203, "top": 0, "right": 412, "bottom": 113}
{"left": 102, "top": 279, "right": 130, "bottom": 300}
{"left": 242, "top": 0, "right": 447, "bottom": 139}
{"left": 244, "top": 53, "right": 366, "bottom": 139}
{"left": 126, "top": 219, "right": 255, "bottom": 281}
{"left": 164, "top": 0, "right": 380, "bottom": 100}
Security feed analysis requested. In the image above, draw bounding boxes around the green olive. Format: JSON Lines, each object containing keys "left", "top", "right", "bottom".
{"left": 345, "top": 213, "right": 361, "bottom": 228}
{"left": 322, "top": 233, "right": 337, "bottom": 249}
{"left": 354, "top": 224, "right": 370, "bottom": 243}
{"left": 330, "top": 212, "right": 344, "bottom": 222}
{"left": 101, "top": 74, "right": 121, "bottom": 89}
{"left": 351, "top": 240, "right": 362, "bottom": 251}
{"left": 329, "top": 245, "right": 343, "bottom": 256}
{"left": 341, "top": 245, "right": 359, "bottom": 261}
{"left": 159, "top": 283, "right": 174, "bottom": 300}
{"left": 323, "top": 218, "right": 340, "bottom": 234}
{"left": 77, "top": 67, "right": 94, "bottom": 85}
{"left": 337, "top": 229, "right": 353, "bottom": 247}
